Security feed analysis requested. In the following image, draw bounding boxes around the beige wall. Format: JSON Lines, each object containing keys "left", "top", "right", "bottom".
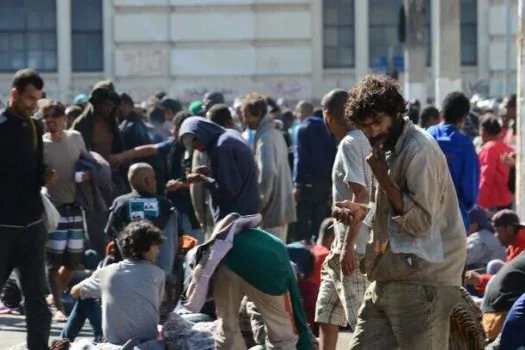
{"left": 0, "top": 0, "right": 516, "bottom": 107}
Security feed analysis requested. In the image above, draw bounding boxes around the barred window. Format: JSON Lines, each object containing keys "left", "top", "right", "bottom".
{"left": 72, "top": 0, "right": 103, "bottom": 72}
{"left": 323, "top": 0, "right": 355, "bottom": 68}
{"left": 0, "top": 0, "right": 57, "bottom": 72}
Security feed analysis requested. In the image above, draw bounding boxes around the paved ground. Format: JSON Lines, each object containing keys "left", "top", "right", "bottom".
{"left": 0, "top": 314, "right": 354, "bottom": 349}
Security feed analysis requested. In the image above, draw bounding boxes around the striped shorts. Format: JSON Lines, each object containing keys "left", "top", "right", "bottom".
{"left": 315, "top": 251, "right": 370, "bottom": 329}
{"left": 46, "top": 203, "right": 84, "bottom": 269}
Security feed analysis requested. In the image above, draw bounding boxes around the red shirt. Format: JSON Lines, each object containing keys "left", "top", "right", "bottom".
{"left": 476, "top": 228, "right": 525, "bottom": 292}
{"left": 477, "top": 140, "right": 514, "bottom": 209}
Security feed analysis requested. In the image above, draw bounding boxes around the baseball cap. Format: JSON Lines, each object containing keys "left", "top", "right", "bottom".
{"left": 73, "top": 94, "right": 88, "bottom": 105}
{"left": 189, "top": 100, "right": 203, "bottom": 115}
{"left": 492, "top": 210, "right": 523, "bottom": 227}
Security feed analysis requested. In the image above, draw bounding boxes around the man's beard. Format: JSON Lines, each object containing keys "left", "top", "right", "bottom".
{"left": 369, "top": 117, "right": 406, "bottom": 152}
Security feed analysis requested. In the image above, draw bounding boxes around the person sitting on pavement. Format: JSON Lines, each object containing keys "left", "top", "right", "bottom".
{"left": 70, "top": 221, "right": 166, "bottom": 346}
{"left": 465, "top": 210, "right": 525, "bottom": 294}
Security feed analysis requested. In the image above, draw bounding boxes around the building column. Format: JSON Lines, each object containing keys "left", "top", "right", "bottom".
{"left": 354, "top": 0, "right": 369, "bottom": 81}
{"left": 403, "top": 0, "right": 427, "bottom": 103}
{"left": 431, "top": 0, "right": 461, "bottom": 105}
{"left": 477, "top": 0, "right": 490, "bottom": 88}
{"left": 311, "top": 0, "right": 323, "bottom": 99}
{"left": 103, "top": 0, "right": 115, "bottom": 80}
{"left": 56, "top": 0, "right": 71, "bottom": 102}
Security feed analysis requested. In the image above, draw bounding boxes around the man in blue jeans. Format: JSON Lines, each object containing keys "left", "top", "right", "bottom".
{"left": 0, "top": 69, "right": 53, "bottom": 349}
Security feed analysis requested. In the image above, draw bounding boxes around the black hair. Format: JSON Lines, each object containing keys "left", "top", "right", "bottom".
{"left": 481, "top": 114, "right": 502, "bottom": 136}
{"left": 160, "top": 98, "right": 183, "bottom": 115}
{"left": 119, "top": 93, "right": 134, "bottom": 107}
{"left": 266, "top": 97, "right": 280, "bottom": 114}
{"left": 117, "top": 221, "right": 165, "bottom": 261}
{"left": 441, "top": 92, "right": 470, "bottom": 124}
{"left": 207, "top": 103, "right": 232, "bottom": 127}
{"left": 155, "top": 91, "right": 167, "bottom": 100}
{"left": 42, "top": 100, "right": 66, "bottom": 118}
{"left": 11, "top": 68, "right": 44, "bottom": 93}
{"left": 148, "top": 106, "right": 165, "bottom": 125}
{"left": 345, "top": 75, "right": 407, "bottom": 124}
{"left": 420, "top": 106, "right": 440, "bottom": 127}
{"left": 174, "top": 110, "right": 193, "bottom": 131}
{"left": 321, "top": 89, "right": 348, "bottom": 121}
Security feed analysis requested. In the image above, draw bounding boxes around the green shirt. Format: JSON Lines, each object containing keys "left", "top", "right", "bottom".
{"left": 224, "top": 228, "right": 314, "bottom": 350}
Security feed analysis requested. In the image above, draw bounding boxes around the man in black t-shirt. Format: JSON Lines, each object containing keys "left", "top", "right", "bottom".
{"left": 481, "top": 251, "right": 525, "bottom": 341}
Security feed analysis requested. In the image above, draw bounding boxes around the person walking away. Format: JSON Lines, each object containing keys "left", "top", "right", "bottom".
{"left": 42, "top": 101, "right": 90, "bottom": 323}
{"left": 0, "top": 68, "right": 52, "bottom": 350}
{"left": 316, "top": 89, "right": 371, "bottom": 350}
{"left": 427, "top": 92, "right": 480, "bottom": 232}
{"left": 477, "top": 114, "right": 514, "bottom": 213}
{"left": 335, "top": 75, "right": 467, "bottom": 350}
{"left": 240, "top": 93, "right": 296, "bottom": 241}
{"left": 293, "top": 100, "right": 336, "bottom": 243}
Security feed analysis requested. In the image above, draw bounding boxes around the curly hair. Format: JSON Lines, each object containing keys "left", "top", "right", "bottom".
{"left": 117, "top": 220, "right": 165, "bottom": 261}
{"left": 345, "top": 75, "right": 407, "bottom": 125}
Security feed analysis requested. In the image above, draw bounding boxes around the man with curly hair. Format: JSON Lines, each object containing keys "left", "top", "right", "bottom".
{"left": 332, "top": 75, "right": 466, "bottom": 349}
{"left": 70, "top": 221, "right": 165, "bottom": 345}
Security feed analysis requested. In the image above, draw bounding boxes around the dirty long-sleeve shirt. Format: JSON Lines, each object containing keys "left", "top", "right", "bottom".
{"left": 365, "top": 120, "right": 467, "bottom": 287}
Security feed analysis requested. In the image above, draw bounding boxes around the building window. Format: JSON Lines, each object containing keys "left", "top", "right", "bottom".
{"left": 323, "top": 0, "right": 355, "bottom": 69}
{"left": 72, "top": 0, "right": 103, "bottom": 72}
{"left": 426, "top": 0, "right": 477, "bottom": 66}
{"left": 460, "top": 0, "right": 477, "bottom": 66}
{"left": 369, "top": 0, "right": 403, "bottom": 69}
{"left": 0, "top": 0, "right": 57, "bottom": 72}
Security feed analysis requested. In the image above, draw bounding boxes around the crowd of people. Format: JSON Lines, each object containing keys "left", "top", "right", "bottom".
{"left": 0, "top": 67, "right": 523, "bottom": 350}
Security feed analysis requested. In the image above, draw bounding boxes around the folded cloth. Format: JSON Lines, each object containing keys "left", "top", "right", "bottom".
{"left": 184, "top": 213, "right": 262, "bottom": 312}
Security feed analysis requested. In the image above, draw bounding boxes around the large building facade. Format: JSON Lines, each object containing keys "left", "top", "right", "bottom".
{"left": 0, "top": 0, "right": 516, "bottom": 103}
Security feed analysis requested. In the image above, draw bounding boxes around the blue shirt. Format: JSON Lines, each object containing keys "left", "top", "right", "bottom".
{"left": 427, "top": 124, "right": 480, "bottom": 231}
{"left": 293, "top": 116, "right": 336, "bottom": 187}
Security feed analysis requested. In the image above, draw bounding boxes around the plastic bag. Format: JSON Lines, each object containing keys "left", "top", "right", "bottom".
{"left": 388, "top": 211, "right": 444, "bottom": 263}
{"left": 41, "top": 190, "right": 60, "bottom": 233}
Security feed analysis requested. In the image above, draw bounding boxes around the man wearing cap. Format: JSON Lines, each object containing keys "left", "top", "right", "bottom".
{"left": 71, "top": 80, "right": 123, "bottom": 164}
{"left": 465, "top": 209, "right": 525, "bottom": 294}
{"left": 71, "top": 80, "right": 125, "bottom": 258}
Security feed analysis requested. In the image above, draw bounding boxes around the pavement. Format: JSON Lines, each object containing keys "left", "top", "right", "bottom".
{"left": 0, "top": 314, "right": 354, "bottom": 349}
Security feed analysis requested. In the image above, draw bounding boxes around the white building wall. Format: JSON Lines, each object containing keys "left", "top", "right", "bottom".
{"left": 0, "top": 0, "right": 517, "bottom": 104}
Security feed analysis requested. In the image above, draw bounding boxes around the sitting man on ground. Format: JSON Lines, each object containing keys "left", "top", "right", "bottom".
{"left": 70, "top": 220, "right": 165, "bottom": 345}
{"left": 105, "top": 163, "right": 177, "bottom": 279}
{"left": 465, "top": 210, "right": 525, "bottom": 294}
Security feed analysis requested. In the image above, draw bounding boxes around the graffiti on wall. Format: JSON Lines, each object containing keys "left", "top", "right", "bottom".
{"left": 115, "top": 47, "right": 168, "bottom": 78}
